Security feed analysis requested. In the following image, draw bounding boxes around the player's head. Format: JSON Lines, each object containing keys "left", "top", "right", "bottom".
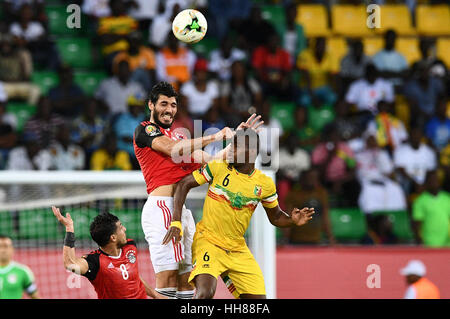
{"left": 0, "top": 235, "right": 13, "bottom": 265}
{"left": 227, "top": 128, "right": 259, "bottom": 167}
{"left": 148, "top": 81, "right": 178, "bottom": 129}
{"left": 89, "top": 212, "right": 127, "bottom": 248}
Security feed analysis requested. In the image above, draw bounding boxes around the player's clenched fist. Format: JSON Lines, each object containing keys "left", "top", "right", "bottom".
{"left": 291, "top": 207, "right": 315, "bottom": 226}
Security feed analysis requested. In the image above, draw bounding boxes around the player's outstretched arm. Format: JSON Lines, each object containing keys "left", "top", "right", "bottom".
{"left": 140, "top": 276, "right": 168, "bottom": 299}
{"left": 162, "top": 174, "right": 200, "bottom": 245}
{"left": 264, "top": 205, "right": 315, "bottom": 228}
{"left": 51, "top": 206, "right": 89, "bottom": 275}
{"left": 152, "top": 126, "right": 234, "bottom": 159}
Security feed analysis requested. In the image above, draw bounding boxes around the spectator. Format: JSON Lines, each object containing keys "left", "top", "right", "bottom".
{"left": 48, "top": 125, "right": 85, "bottom": 170}
{"left": 332, "top": 99, "right": 363, "bottom": 143}
{"left": 90, "top": 134, "right": 132, "bottom": 170}
{"left": 208, "top": 35, "right": 247, "bottom": 81}
{"left": 148, "top": 2, "right": 180, "bottom": 49}
{"left": 345, "top": 64, "right": 394, "bottom": 115}
{"left": 372, "top": 29, "right": 408, "bottom": 87}
{"left": 237, "top": 5, "right": 276, "bottom": 52}
{"left": 71, "top": 98, "right": 107, "bottom": 164}
{"left": 128, "top": 0, "right": 160, "bottom": 32}
{"left": 412, "top": 170, "right": 450, "bottom": 247}
{"left": 425, "top": 97, "right": 450, "bottom": 151}
{"left": 293, "top": 106, "right": 320, "bottom": 153}
{"left": 400, "top": 260, "right": 440, "bottom": 299}
{"left": 312, "top": 124, "right": 360, "bottom": 206}
{"left": 365, "top": 100, "right": 409, "bottom": 154}
{"left": 0, "top": 102, "right": 18, "bottom": 149}
{"left": 306, "top": 93, "right": 335, "bottom": 133}
{"left": 277, "top": 133, "right": 311, "bottom": 210}
{"left": 95, "top": 60, "right": 145, "bottom": 115}
{"left": 355, "top": 135, "right": 407, "bottom": 244}
{"left": 10, "top": 3, "right": 60, "bottom": 70}
{"left": 440, "top": 143, "right": 450, "bottom": 193}
{"left": 0, "top": 93, "right": 18, "bottom": 168}
{"left": 339, "top": 38, "right": 371, "bottom": 97}
{"left": 48, "top": 65, "right": 85, "bottom": 118}
{"left": 0, "top": 33, "right": 40, "bottom": 105}
{"left": 113, "top": 30, "right": 156, "bottom": 91}
{"left": 82, "top": 0, "right": 111, "bottom": 19}
{"left": 252, "top": 32, "right": 294, "bottom": 101}
{"left": 220, "top": 60, "right": 262, "bottom": 128}
{"left": 2, "top": 0, "right": 45, "bottom": 26}
{"left": 180, "top": 58, "right": 220, "bottom": 120}
{"left": 284, "top": 168, "right": 335, "bottom": 245}
{"left": 403, "top": 64, "right": 445, "bottom": 127}
{"left": 257, "top": 100, "right": 283, "bottom": 168}
{"left": 297, "top": 37, "right": 338, "bottom": 107}
{"left": 114, "top": 92, "right": 146, "bottom": 169}
{"left": 97, "top": 0, "right": 138, "bottom": 71}
{"left": 208, "top": 0, "right": 251, "bottom": 40}
{"left": 394, "top": 126, "right": 437, "bottom": 194}
{"left": 6, "top": 132, "right": 51, "bottom": 170}
{"left": 23, "top": 96, "right": 65, "bottom": 148}
{"left": 155, "top": 33, "right": 196, "bottom": 91}
{"left": 282, "top": 3, "right": 306, "bottom": 65}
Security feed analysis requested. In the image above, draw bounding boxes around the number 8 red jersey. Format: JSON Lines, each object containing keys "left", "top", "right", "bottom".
{"left": 82, "top": 239, "right": 147, "bottom": 299}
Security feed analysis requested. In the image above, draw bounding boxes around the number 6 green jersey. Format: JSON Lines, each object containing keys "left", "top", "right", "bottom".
{"left": 0, "top": 261, "right": 37, "bottom": 299}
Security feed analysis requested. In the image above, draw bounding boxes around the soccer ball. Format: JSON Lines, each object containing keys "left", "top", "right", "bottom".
{"left": 172, "top": 9, "right": 207, "bottom": 44}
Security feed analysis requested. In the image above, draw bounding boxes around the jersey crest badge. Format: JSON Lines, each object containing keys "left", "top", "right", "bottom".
{"left": 145, "top": 125, "right": 159, "bottom": 136}
{"left": 254, "top": 185, "right": 262, "bottom": 197}
{"left": 126, "top": 251, "right": 137, "bottom": 264}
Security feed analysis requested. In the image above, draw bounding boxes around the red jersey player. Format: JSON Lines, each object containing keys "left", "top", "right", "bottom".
{"left": 133, "top": 82, "right": 263, "bottom": 299}
{"left": 51, "top": 206, "right": 161, "bottom": 299}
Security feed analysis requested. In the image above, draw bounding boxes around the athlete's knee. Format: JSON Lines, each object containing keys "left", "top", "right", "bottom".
{"left": 194, "top": 286, "right": 215, "bottom": 299}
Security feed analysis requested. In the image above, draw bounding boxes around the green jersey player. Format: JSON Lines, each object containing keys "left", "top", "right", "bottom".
{"left": 0, "top": 235, "right": 39, "bottom": 299}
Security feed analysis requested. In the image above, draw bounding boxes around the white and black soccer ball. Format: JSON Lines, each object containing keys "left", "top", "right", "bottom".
{"left": 172, "top": 9, "right": 207, "bottom": 44}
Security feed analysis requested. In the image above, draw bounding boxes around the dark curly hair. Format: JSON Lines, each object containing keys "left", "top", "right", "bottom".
{"left": 89, "top": 212, "right": 119, "bottom": 247}
{"left": 149, "top": 81, "right": 178, "bottom": 105}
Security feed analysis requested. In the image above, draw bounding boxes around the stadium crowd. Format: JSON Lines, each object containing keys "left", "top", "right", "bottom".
{"left": 0, "top": 0, "right": 449, "bottom": 247}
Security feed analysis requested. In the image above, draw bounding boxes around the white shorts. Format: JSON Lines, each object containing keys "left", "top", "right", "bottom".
{"left": 141, "top": 196, "right": 196, "bottom": 274}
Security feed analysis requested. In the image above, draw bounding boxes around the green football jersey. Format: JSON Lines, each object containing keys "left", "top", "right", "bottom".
{"left": 0, "top": 261, "right": 37, "bottom": 299}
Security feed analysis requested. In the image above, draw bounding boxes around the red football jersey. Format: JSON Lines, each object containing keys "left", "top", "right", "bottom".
{"left": 82, "top": 239, "right": 147, "bottom": 299}
{"left": 133, "top": 121, "right": 201, "bottom": 194}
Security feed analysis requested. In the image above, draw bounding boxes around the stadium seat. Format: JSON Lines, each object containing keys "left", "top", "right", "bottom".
{"left": 436, "top": 38, "right": 450, "bottom": 69}
{"left": 110, "top": 209, "right": 145, "bottom": 240}
{"left": 395, "top": 37, "right": 421, "bottom": 65}
{"left": 31, "top": 71, "right": 59, "bottom": 95}
{"left": 331, "top": 5, "right": 373, "bottom": 37}
{"left": 416, "top": 5, "right": 450, "bottom": 36}
{"left": 73, "top": 71, "right": 108, "bottom": 96}
{"left": 261, "top": 5, "right": 286, "bottom": 37}
{"left": 191, "top": 37, "right": 219, "bottom": 59}
{"left": 363, "top": 36, "right": 384, "bottom": 57}
{"left": 296, "top": 4, "right": 330, "bottom": 37}
{"left": 19, "top": 209, "right": 62, "bottom": 240}
{"left": 45, "top": 5, "right": 84, "bottom": 36}
{"left": 0, "top": 211, "right": 16, "bottom": 239}
{"left": 371, "top": 210, "right": 414, "bottom": 242}
{"left": 56, "top": 38, "right": 93, "bottom": 69}
{"left": 329, "top": 207, "right": 368, "bottom": 242}
{"left": 6, "top": 102, "right": 37, "bottom": 133}
{"left": 69, "top": 208, "right": 98, "bottom": 239}
{"left": 270, "top": 101, "right": 296, "bottom": 132}
{"left": 326, "top": 37, "right": 348, "bottom": 67}
{"left": 375, "top": 5, "right": 415, "bottom": 35}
